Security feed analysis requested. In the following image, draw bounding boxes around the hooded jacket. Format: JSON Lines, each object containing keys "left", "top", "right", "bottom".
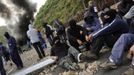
{"left": 27, "top": 24, "right": 40, "bottom": 43}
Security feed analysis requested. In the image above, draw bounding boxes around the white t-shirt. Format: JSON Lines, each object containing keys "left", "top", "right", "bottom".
{"left": 27, "top": 24, "right": 40, "bottom": 43}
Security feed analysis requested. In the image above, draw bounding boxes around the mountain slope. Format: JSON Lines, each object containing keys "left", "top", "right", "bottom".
{"left": 35, "top": 0, "right": 83, "bottom": 28}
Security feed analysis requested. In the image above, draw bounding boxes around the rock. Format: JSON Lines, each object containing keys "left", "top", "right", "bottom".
{"left": 84, "top": 61, "right": 100, "bottom": 75}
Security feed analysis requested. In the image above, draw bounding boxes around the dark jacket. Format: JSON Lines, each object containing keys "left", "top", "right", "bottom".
{"left": 92, "top": 17, "right": 129, "bottom": 39}
{"left": 44, "top": 25, "right": 53, "bottom": 38}
{"left": 7, "top": 36, "right": 17, "bottom": 53}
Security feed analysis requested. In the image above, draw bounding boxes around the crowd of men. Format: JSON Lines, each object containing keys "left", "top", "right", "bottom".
{"left": 0, "top": 0, "right": 134, "bottom": 75}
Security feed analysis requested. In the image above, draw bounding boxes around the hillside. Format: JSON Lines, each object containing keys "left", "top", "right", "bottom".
{"left": 0, "top": 26, "right": 9, "bottom": 45}
{"left": 34, "top": 0, "right": 84, "bottom": 28}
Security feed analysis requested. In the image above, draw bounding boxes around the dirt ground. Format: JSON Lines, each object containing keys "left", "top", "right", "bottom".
{"left": 4, "top": 42, "right": 51, "bottom": 75}
{"left": 4, "top": 45, "right": 131, "bottom": 75}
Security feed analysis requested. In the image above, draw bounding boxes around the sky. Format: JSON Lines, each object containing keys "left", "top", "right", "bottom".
{"left": 30, "top": 0, "right": 47, "bottom": 12}
{"left": 0, "top": 0, "right": 47, "bottom": 26}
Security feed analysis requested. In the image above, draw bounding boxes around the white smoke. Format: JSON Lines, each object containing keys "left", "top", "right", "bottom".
{"left": 1, "top": 0, "right": 26, "bottom": 39}
{"left": 0, "top": 0, "right": 46, "bottom": 44}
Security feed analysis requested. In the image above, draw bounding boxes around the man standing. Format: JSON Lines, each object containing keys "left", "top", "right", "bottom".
{"left": 4, "top": 32, "right": 23, "bottom": 69}
{"left": 53, "top": 19, "right": 66, "bottom": 43}
{"left": 43, "top": 22, "right": 54, "bottom": 46}
{"left": 27, "top": 24, "right": 45, "bottom": 59}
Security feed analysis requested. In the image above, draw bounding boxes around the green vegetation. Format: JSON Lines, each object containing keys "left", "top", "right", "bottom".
{"left": 0, "top": 26, "right": 8, "bottom": 46}
{"left": 34, "top": 0, "right": 84, "bottom": 28}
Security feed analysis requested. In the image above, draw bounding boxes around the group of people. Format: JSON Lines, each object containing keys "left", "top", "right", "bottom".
{"left": 49, "top": 0, "right": 134, "bottom": 75}
{"left": 0, "top": 0, "right": 134, "bottom": 75}
{"left": 0, "top": 23, "right": 49, "bottom": 75}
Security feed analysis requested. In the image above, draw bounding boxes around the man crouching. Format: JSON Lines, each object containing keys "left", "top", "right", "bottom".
{"left": 51, "top": 37, "right": 83, "bottom": 70}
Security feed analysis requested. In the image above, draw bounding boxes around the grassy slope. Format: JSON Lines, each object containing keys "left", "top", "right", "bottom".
{"left": 0, "top": 26, "right": 8, "bottom": 45}
{"left": 35, "top": 0, "right": 83, "bottom": 28}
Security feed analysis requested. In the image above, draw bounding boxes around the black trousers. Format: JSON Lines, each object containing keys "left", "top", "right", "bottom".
{"left": 0, "top": 56, "right": 6, "bottom": 75}
{"left": 10, "top": 47, "right": 23, "bottom": 68}
{"left": 90, "top": 35, "right": 119, "bottom": 56}
{"left": 32, "top": 42, "right": 45, "bottom": 59}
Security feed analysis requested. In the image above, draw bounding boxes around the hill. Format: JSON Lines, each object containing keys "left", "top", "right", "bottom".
{"left": 34, "top": 0, "right": 84, "bottom": 28}
{"left": 0, "top": 26, "right": 9, "bottom": 46}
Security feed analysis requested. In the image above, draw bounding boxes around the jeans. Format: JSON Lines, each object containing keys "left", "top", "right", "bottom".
{"left": 109, "top": 33, "right": 134, "bottom": 64}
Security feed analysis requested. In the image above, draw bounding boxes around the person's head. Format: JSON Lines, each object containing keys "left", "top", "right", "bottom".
{"left": 68, "top": 18, "right": 77, "bottom": 28}
{"left": 43, "top": 22, "right": 48, "bottom": 27}
{"left": 4, "top": 32, "right": 10, "bottom": 39}
{"left": 88, "top": 1, "right": 93, "bottom": 7}
{"left": 124, "top": 6, "right": 134, "bottom": 19}
{"left": 103, "top": 9, "right": 117, "bottom": 23}
{"left": 84, "top": 11, "right": 94, "bottom": 23}
{"left": 37, "top": 30, "right": 40, "bottom": 33}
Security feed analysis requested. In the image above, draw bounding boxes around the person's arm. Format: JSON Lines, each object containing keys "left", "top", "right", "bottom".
{"left": 27, "top": 32, "right": 30, "bottom": 39}
{"left": 90, "top": 18, "right": 101, "bottom": 31}
{"left": 91, "top": 19, "right": 117, "bottom": 38}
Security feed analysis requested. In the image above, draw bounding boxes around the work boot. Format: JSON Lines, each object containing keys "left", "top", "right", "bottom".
{"left": 123, "top": 65, "right": 134, "bottom": 75}
{"left": 100, "top": 60, "right": 118, "bottom": 70}
{"left": 77, "top": 53, "right": 87, "bottom": 62}
{"left": 77, "top": 53, "right": 82, "bottom": 62}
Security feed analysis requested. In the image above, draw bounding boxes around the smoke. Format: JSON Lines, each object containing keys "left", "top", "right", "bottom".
{"left": 0, "top": 0, "right": 36, "bottom": 45}
{"left": 0, "top": 1, "right": 11, "bottom": 18}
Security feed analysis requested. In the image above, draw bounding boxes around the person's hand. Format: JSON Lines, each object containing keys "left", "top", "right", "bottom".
{"left": 85, "top": 35, "right": 93, "bottom": 42}
{"left": 86, "top": 28, "right": 92, "bottom": 32}
{"left": 127, "top": 44, "right": 134, "bottom": 59}
{"left": 77, "top": 39, "right": 83, "bottom": 45}
{"left": 80, "top": 31, "right": 83, "bottom": 34}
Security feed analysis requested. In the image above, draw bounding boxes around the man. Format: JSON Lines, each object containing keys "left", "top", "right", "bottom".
{"left": 67, "top": 19, "right": 88, "bottom": 51}
{"left": 51, "top": 37, "right": 81, "bottom": 70}
{"left": 0, "top": 42, "right": 6, "bottom": 75}
{"left": 27, "top": 24, "right": 45, "bottom": 59}
{"left": 86, "top": 1, "right": 98, "bottom": 17}
{"left": 85, "top": 9, "right": 129, "bottom": 59}
{"left": 43, "top": 22, "right": 54, "bottom": 46}
{"left": 4, "top": 32, "right": 23, "bottom": 69}
{"left": 101, "top": 5, "right": 134, "bottom": 75}
{"left": 53, "top": 19, "right": 66, "bottom": 43}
